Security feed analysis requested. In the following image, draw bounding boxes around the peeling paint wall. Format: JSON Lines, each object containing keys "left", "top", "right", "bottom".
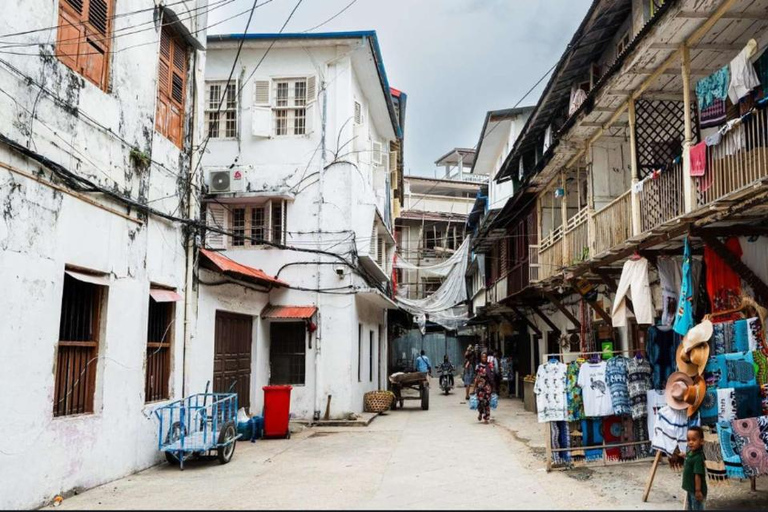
{"left": 0, "top": 1, "right": 207, "bottom": 509}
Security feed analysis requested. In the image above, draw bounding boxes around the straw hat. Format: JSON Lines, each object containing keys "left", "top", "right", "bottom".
{"left": 676, "top": 342, "right": 710, "bottom": 377}
{"left": 681, "top": 319, "right": 713, "bottom": 354}
{"left": 666, "top": 372, "right": 707, "bottom": 417}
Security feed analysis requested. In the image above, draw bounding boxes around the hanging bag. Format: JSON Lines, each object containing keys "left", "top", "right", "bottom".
{"left": 490, "top": 393, "right": 499, "bottom": 409}
{"left": 469, "top": 394, "right": 479, "bottom": 410}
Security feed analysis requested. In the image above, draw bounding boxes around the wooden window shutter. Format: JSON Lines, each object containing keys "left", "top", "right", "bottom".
{"left": 253, "top": 80, "right": 271, "bottom": 106}
{"left": 155, "top": 27, "right": 187, "bottom": 148}
{"left": 306, "top": 76, "right": 317, "bottom": 102}
{"left": 206, "top": 204, "right": 228, "bottom": 249}
{"left": 57, "top": 0, "right": 112, "bottom": 90}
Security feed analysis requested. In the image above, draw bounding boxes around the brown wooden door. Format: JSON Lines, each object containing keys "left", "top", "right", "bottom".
{"left": 214, "top": 311, "right": 253, "bottom": 412}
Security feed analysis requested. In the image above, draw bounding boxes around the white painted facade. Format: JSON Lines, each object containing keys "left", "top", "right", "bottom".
{"left": 0, "top": 1, "right": 208, "bottom": 508}
{"left": 200, "top": 33, "right": 399, "bottom": 421}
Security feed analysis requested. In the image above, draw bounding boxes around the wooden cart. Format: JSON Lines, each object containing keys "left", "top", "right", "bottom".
{"left": 389, "top": 371, "right": 429, "bottom": 410}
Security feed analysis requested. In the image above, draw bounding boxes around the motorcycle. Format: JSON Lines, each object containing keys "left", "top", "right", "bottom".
{"left": 438, "top": 364, "right": 455, "bottom": 395}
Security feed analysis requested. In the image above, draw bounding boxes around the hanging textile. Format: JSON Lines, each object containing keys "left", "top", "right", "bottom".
{"left": 717, "top": 420, "right": 747, "bottom": 479}
{"left": 704, "top": 237, "right": 743, "bottom": 316}
{"left": 606, "top": 355, "right": 631, "bottom": 416}
{"left": 393, "top": 243, "right": 466, "bottom": 277}
{"left": 647, "top": 326, "right": 681, "bottom": 389}
{"left": 566, "top": 360, "right": 585, "bottom": 422}
{"left": 651, "top": 405, "right": 690, "bottom": 456}
{"left": 580, "top": 418, "right": 604, "bottom": 461}
{"left": 696, "top": 65, "right": 730, "bottom": 111}
{"left": 674, "top": 237, "right": 695, "bottom": 336}
{"left": 704, "top": 352, "right": 757, "bottom": 389}
{"left": 728, "top": 44, "right": 761, "bottom": 104}
{"left": 700, "top": 99, "right": 728, "bottom": 128}
{"left": 551, "top": 421, "right": 571, "bottom": 465}
{"left": 646, "top": 389, "right": 667, "bottom": 436}
{"left": 739, "top": 236, "right": 768, "bottom": 289}
{"left": 657, "top": 258, "right": 681, "bottom": 328}
{"left": 627, "top": 356, "right": 652, "bottom": 419}
{"left": 603, "top": 415, "right": 623, "bottom": 460}
{"left": 533, "top": 360, "right": 568, "bottom": 423}
{"left": 731, "top": 416, "right": 768, "bottom": 477}
{"left": 612, "top": 257, "right": 654, "bottom": 327}
{"left": 690, "top": 140, "right": 707, "bottom": 177}
{"left": 753, "top": 48, "right": 768, "bottom": 98}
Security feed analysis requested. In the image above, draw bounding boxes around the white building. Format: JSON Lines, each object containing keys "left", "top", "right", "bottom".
{"left": 200, "top": 31, "right": 401, "bottom": 421}
{"left": 0, "top": 0, "right": 208, "bottom": 508}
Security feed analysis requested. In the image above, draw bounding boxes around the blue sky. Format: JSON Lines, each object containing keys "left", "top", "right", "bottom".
{"left": 208, "top": 0, "right": 592, "bottom": 176}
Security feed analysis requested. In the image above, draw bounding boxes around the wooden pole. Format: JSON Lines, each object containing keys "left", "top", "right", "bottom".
{"left": 643, "top": 451, "right": 663, "bottom": 502}
{"left": 628, "top": 99, "right": 642, "bottom": 236}
{"left": 681, "top": 44, "right": 694, "bottom": 213}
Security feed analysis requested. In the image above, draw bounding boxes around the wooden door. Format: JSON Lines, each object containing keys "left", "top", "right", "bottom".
{"left": 214, "top": 311, "right": 253, "bottom": 412}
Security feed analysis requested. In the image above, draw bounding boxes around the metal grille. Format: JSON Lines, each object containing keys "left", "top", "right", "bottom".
{"left": 270, "top": 322, "right": 306, "bottom": 385}
{"left": 55, "top": 274, "right": 102, "bottom": 417}
{"left": 635, "top": 99, "right": 699, "bottom": 177}
{"left": 146, "top": 298, "right": 173, "bottom": 402}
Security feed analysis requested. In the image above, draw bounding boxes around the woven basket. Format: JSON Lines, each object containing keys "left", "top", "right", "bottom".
{"left": 364, "top": 391, "right": 394, "bottom": 413}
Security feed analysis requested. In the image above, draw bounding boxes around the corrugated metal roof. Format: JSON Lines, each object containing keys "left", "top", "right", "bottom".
{"left": 199, "top": 249, "right": 287, "bottom": 288}
{"left": 262, "top": 305, "right": 317, "bottom": 319}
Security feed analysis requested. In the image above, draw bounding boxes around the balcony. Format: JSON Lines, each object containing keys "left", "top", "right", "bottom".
{"left": 539, "top": 227, "right": 563, "bottom": 282}
{"left": 696, "top": 106, "right": 768, "bottom": 208}
{"left": 593, "top": 190, "right": 631, "bottom": 257}
{"left": 564, "top": 206, "right": 590, "bottom": 266}
{"left": 638, "top": 161, "right": 685, "bottom": 234}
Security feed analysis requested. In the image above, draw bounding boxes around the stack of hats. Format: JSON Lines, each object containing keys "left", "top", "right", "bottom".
{"left": 666, "top": 320, "right": 712, "bottom": 417}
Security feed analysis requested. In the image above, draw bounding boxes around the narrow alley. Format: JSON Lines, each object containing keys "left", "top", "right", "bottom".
{"left": 47, "top": 383, "right": 765, "bottom": 510}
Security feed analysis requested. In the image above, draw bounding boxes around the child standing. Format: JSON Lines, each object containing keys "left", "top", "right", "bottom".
{"left": 682, "top": 426, "right": 707, "bottom": 510}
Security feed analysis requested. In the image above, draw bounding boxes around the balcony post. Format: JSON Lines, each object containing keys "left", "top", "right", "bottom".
{"left": 586, "top": 143, "right": 597, "bottom": 257}
{"left": 628, "top": 99, "right": 642, "bottom": 236}
{"left": 560, "top": 170, "right": 569, "bottom": 266}
{"left": 681, "top": 44, "right": 694, "bottom": 213}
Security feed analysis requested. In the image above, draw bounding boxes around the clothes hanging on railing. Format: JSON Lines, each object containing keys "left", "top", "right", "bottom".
{"left": 647, "top": 326, "right": 681, "bottom": 389}
{"left": 577, "top": 360, "right": 614, "bottom": 417}
{"left": 674, "top": 237, "right": 696, "bottom": 336}
{"left": 730, "top": 416, "right": 768, "bottom": 477}
{"left": 533, "top": 359, "right": 568, "bottom": 423}
{"left": 612, "top": 257, "right": 654, "bottom": 327}
{"left": 728, "top": 44, "right": 761, "bottom": 104}
{"left": 606, "top": 355, "right": 631, "bottom": 416}
{"left": 704, "top": 237, "right": 743, "bottom": 315}
{"left": 566, "top": 360, "right": 585, "bottom": 422}
{"left": 628, "top": 357, "right": 652, "bottom": 419}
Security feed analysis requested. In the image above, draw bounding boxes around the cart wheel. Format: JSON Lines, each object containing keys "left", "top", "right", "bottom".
{"left": 165, "top": 451, "right": 177, "bottom": 466}
{"left": 421, "top": 385, "right": 430, "bottom": 410}
{"left": 217, "top": 421, "right": 237, "bottom": 465}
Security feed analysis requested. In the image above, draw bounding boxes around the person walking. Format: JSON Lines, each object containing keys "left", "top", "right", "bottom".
{"left": 473, "top": 352, "right": 493, "bottom": 423}
{"left": 463, "top": 344, "right": 475, "bottom": 400}
{"left": 415, "top": 350, "right": 432, "bottom": 376}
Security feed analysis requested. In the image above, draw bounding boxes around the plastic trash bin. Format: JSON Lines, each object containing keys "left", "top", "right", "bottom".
{"left": 262, "top": 385, "right": 292, "bottom": 439}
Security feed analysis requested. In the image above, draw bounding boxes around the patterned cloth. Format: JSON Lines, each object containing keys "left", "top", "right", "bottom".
{"left": 633, "top": 418, "right": 651, "bottom": 459}
{"left": 606, "top": 356, "right": 631, "bottom": 416}
{"left": 581, "top": 418, "right": 603, "bottom": 461}
{"left": 748, "top": 317, "right": 767, "bottom": 355}
{"left": 704, "top": 237, "right": 743, "bottom": 316}
{"left": 652, "top": 405, "right": 690, "bottom": 456}
{"left": 696, "top": 65, "right": 730, "bottom": 110}
{"left": 753, "top": 350, "right": 768, "bottom": 384}
{"left": 731, "top": 416, "right": 768, "bottom": 477}
{"left": 674, "top": 237, "right": 696, "bottom": 336}
{"left": 627, "top": 357, "right": 652, "bottom": 419}
{"left": 704, "top": 352, "right": 757, "bottom": 389}
{"left": 551, "top": 421, "right": 571, "bottom": 465}
{"left": 604, "top": 415, "right": 623, "bottom": 460}
{"left": 647, "top": 327, "right": 681, "bottom": 389}
{"left": 734, "top": 319, "right": 750, "bottom": 353}
{"left": 761, "top": 384, "right": 768, "bottom": 415}
{"left": 717, "top": 420, "right": 747, "bottom": 479}
{"left": 711, "top": 320, "right": 736, "bottom": 355}
{"left": 700, "top": 386, "right": 719, "bottom": 426}
{"left": 566, "top": 360, "right": 584, "bottom": 421}
{"left": 700, "top": 98, "right": 728, "bottom": 128}
{"left": 533, "top": 361, "right": 568, "bottom": 422}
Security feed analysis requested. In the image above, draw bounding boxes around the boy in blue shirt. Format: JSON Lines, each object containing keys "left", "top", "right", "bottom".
{"left": 415, "top": 350, "right": 431, "bottom": 376}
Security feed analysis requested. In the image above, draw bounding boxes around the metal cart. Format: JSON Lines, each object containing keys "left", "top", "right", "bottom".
{"left": 154, "top": 392, "right": 241, "bottom": 470}
{"left": 389, "top": 371, "right": 429, "bottom": 410}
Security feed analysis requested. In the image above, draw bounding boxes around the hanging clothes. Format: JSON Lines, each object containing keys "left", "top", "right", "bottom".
{"left": 657, "top": 257, "right": 681, "bottom": 328}
{"left": 581, "top": 418, "right": 604, "bottom": 461}
{"left": 704, "top": 352, "right": 757, "bottom": 389}
{"left": 647, "top": 326, "right": 681, "bottom": 389}
{"left": 753, "top": 49, "right": 768, "bottom": 98}
{"left": 627, "top": 356, "right": 653, "bottom": 419}
{"left": 550, "top": 421, "right": 572, "bottom": 465}
{"left": 730, "top": 416, "right": 768, "bottom": 478}
{"left": 646, "top": 389, "right": 667, "bottom": 436}
{"left": 566, "top": 360, "right": 585, "bottom": 422}
{"left": 717, "top": 420, "right": 747, "bottom": 479}
{"left": 700, "top": 386, "right": 719, "bottom": 426}
{"left": 704, "top": 237, "right": 743, "bottom": 315}
{"left": 700, "top": 99, "right": 728, "bottom": 129}
{"left": 728, "top": 45, "right": 761, "bottom": 104}
{"left": 651, "top": 405, "right": 690, "bottom": 456}
{"left": 696, "top": 65, "right": 730, "bottom": 110}
{"left": 674, "top": 237, "right": 695, "bottom": 336}
{"left": 606, "top": 355, "right": 631, "bottom": 416}
{"left": 533, "top": 360, "right": 568, "bottom": 422}
{"left": 612, "top": 257, "right": 654, "bottom": 327}
{"left": 603, "top": 415, "right": 623, "bottom": 460}
{"left": 569, "top": 87, "right": 588, "bottom": 116}
{"left": 690, "top": 140, "right": 707, "bottom": 177}
{"left": 738, "top": 236, "right": 768, "bottom": 289}
{"left": 577, "top": 361, "right": 614, "bottom": 417}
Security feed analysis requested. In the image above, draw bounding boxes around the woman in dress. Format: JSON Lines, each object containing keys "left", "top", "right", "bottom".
{"left": 463, "top": 344, "right": 475, "bottom": 400}
{"left": 473, "top": 351, "right": 493, "bottom": 423}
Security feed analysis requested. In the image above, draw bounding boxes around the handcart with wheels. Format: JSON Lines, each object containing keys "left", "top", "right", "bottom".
{"left": 389, "top": 371, "right": 429, "bottom": 410}
{"left": 154, "top": 392, "right": 241, "bottom": 470}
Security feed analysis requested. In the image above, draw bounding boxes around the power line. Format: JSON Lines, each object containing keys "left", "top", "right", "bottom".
{"left": 302, "top": 0, "right": 358, "bottom": 33}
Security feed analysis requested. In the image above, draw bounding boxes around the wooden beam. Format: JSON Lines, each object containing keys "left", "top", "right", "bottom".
{"left": 543, "top": 291, "right": 582, "bottom": 329}
{"left": 700, "top": 234, "right": 768, "bottom": 304}
{"left": 529, "top": 305, "right": 562, "bottom": 335}
{"left": 511, "top": 306, "right": 542, "bottom": 337}
{"left": 650, "top": 43, "right": 743, "bottom": 51}
{"left": 594, "top": 269, "right": 634, "bottom": 315}
{"left": 571, "top": 282, "right": 613, "bottom": 324}
{"left": 694, "top": 225, "right": 768, "bottom": 237}
{"left": 677, "top": 10, "right": 768, "bottom": 20}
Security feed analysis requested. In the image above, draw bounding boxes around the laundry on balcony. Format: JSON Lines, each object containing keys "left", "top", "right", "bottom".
{"left": 728, "top": 40, "right": 761, "bottom": 104}
{"left": 611, "top": 256, "right": 654, "bottom": 328}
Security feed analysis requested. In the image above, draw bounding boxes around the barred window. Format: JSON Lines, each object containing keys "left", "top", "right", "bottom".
{"left": 205, "top": 81, "right": 238, "bottom": 139}
{"left": 273, "top": 78, "right": 307, "bottom": 136}
{"left": 270, "top": 322, "right": 306, "bottom": 385}
{"left": 224, "top": 201, "right": 286, "bottom": 248}
{"left": 232, "top": 207, "right": 246, "bottom": 246}
{"left": 145, "top": 291, "right": 174, "bottom": 402}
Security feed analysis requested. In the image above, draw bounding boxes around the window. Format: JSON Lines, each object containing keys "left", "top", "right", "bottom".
{"left": 422, "top": 277, "right": 442, "bottom": 295}
{"left": 54, "top": 271, "right": 107, "bottom": 417}
{"left": 354, "top": 101, "right": 363, "bottom": 124}
{"left": 273, "top": 78, "right": 308, "bottom": 136}
{"left": 155, "top": 26, "right": 189, "bottom": 148}
{"left": 377, "top": 236, "right": 386, "bottom": 268}
{"left": 214, "top": 201, "right": 286, "bottom": 249}
{"left": 270, "top": 322, "right": 305, "bottom": 385}
{"left": 146, "top": 291, "right": 174, "bottom": 402}
{"left": 616, "top": 33, "right": 630, "bottom": 57}
{"left": 56, "top": 0, "right": 113, "bottom": 90}
{"left": 369, "top": 331, "right": 374, "bottom": 382}
{"left": 358, "top": 323, "right": 362, "bottom": 383}
{"left": 205, "top": 81, "right": 238, "bottom": 139}
{"left": 424, "top": 227, "right": 444, "bottom": 251}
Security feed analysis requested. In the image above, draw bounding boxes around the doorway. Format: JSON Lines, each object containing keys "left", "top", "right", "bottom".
{"left": 213, "top": 311, "right": 253, "bottom": 412}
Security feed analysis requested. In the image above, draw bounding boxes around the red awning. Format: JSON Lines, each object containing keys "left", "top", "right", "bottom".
{"left": 199, "top": 249, "right": 287, "bottom": 288}
{"left": 150, "top": 288, "right": 183, "bottom": 303}
{"left": 261, "top": 305, "right": 317, "bottom": 320}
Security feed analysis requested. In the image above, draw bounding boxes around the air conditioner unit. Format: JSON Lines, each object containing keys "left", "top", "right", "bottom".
{"left": 208, "top": 169, "right": 245, "bottom": 194}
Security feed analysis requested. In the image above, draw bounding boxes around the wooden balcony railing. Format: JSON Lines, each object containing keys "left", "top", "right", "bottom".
{"left": 638, "top": 161, "right": 685, "bottom": 233}
{"left": 696, "top": 106, "right": 768, "bottom": 207}
{"left": 564, "top": 207, "right": 590, "bottom": 266}
{"left": 593, "top": 190, "right": 632, "bottom": 256}
{"left": 539, "top": 227, "right": 563, "bottom": 281}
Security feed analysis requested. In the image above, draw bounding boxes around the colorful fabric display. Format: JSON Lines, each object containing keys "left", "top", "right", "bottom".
{"left": 646, "top": 389, "right": 667, "bottom": 436}
{"left": 581, "top": 418, "right": 604, "bottom": 461}
{"left": 627, "top": 357, "right": 652, "bottom": 419}
{"left": 647, "top": 327, "right": 681, "bottom": 389}
{"left": 734, "top": 319, "right": 751, "bottom": 353}
{"left": 551, "top": 420, "right": 571, "bottom": 465}
{"left": 696, "top": 65, "right": 730, "bottom": 110}
{"left": 566, "top": 360, "right": 585, "bottom": 422}
{"left": 755, "top": 350, "right": 768, "bottom": 385}
{"left": 700, "top": 386, "right": 719, "bottom": 426}
{"left": 534, "top": 360, "right": 568, "bottom": 422}
{"left": 704, "top": 433, "right": 728, "bottom": 481}
{"left": 711, "top": 320, "right": 735, "bottom": 355}
{"left": 731, "top": 416, "right": 768, "bottom": 477}
{"left": 717, "top": 420, "right": 747, "bottom": 479}
{"left": 674, "top": 237, "right": 696, "bottom": 336}
{"left": 690, "top": 140, "right": 707, "bottom": 176}
{"left": 606, "top": 356, "right": 631, "bottom": 416}
{"left": 705, "top": 352, "right": 757, "bottom": 389}
{"left": 704, "top": 237, "right": 743, "bottom": 316}
{"left": 700, "top": 99, "right": 728, "bottom": 128}
{"left": 761, "top": 384, "right": 768, "bottom": 415}
{"left": 734, "top": 386, "right": 762, "bottom": 419}
{"left": 748, "top": 317, "right": 766, "bottom": 354}
{"left": 603, "top": 415, "right": 623, "bottom": 460}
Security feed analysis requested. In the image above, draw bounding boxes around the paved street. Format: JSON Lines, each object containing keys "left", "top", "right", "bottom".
{"left": 48, "top": 381, "right": 767, "bottom": 510}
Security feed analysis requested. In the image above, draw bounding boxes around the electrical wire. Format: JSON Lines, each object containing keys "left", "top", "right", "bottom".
{"left": 302, "top": 0, "right": 358, "bottom": 33}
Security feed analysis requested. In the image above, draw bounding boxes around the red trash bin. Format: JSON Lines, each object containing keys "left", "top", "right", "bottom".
{"left": 262, "top": 385, "right": 292, "bottom": 439}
